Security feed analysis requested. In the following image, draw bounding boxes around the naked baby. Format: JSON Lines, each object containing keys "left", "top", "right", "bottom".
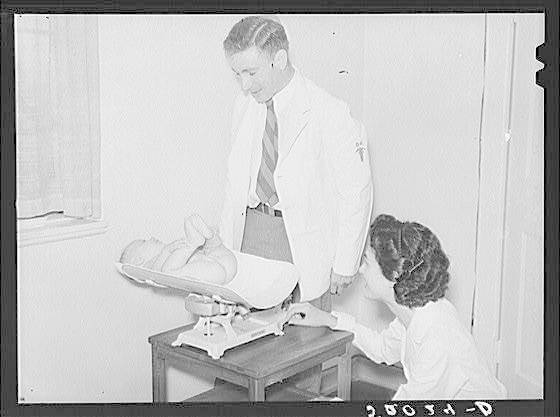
{"left": 120, "top": 214, "right": 237, "bottom": 285}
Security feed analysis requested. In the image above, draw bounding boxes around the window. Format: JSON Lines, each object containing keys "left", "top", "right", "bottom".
{"left": 15, "top": 15, "right": 106, "bottom": 246}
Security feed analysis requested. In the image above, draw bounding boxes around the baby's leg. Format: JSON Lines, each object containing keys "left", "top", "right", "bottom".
{"left": 184, "top": 215, "right": 206, "bottom": 250}
{"left": 187, "top": 214, "right": 214, "bottom": 239}
{"left": 187, "top": 214, "right": 222, "bottom": 248}
{"left": 205, "top": 248, "right": 237, "bottom": 283}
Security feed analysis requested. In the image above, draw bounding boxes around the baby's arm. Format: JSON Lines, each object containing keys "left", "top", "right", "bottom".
{"left": 164, "top": 238, "right": 186, "bottom": 251}
{"left": 160, "top": 243, "right": 199, "bottom": 272}
{"left": 149, "top": 239, "right": 187, "bottom": 271}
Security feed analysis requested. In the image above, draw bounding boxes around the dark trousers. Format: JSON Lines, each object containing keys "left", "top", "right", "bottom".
{"left": 240, "top": 206, "right": 331, "bottom": 393}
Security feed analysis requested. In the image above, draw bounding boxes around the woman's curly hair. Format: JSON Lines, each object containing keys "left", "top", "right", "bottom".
{"left": 369, "top": 214, "right": 450, "bottom": 308}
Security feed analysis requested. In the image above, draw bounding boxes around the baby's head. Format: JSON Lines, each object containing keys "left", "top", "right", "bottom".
{"left": 120, "top": 238, "right": 165, "bottom": 267}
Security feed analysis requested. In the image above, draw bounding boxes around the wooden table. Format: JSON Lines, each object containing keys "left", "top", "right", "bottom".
{"left": 148, "top": 323, "right": 354, "bottom": 402}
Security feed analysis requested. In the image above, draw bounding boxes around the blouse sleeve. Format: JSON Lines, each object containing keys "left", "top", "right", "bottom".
{"left": 392, "top": 337, "right": 468, "bottom": 400}
{"left": 331, "top": 311, "right": 404, "bottom": 366}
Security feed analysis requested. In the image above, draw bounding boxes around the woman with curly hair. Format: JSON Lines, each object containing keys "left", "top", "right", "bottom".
{"left": 287, "top": 214, "right": 506, "bottom": 400}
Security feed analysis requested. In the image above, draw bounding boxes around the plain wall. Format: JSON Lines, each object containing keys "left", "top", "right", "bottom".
{"left": 18, "top": 14, "right": 242, "bottom": 403}
{"left": 356, "top": 14, "right": 485, "bottom": 330}
{"left": 18, "top": 14, "right": 485, "bottom": 402}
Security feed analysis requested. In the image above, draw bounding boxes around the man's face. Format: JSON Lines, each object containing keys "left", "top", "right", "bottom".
{"left": 227, "top": 46, "right": 280, "bottom": 103}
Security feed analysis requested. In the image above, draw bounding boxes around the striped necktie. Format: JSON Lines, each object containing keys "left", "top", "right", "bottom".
{"left": 256, "top": 100, "right": 279, "bottom": 206}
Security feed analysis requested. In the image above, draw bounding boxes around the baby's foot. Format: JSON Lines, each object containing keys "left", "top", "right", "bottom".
{"left": 188, "top": 214, "right": 222, "bottom": 248}
{"left": 188, "top": 214, "right": 215, "bottom": 239}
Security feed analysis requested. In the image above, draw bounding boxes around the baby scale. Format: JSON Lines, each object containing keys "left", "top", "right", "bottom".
{"left": 116, "top": 251, "right": 298, "bottom": 359}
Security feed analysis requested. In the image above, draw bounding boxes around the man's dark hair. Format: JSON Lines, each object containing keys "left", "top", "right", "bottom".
{"left": 223, "top": 16, "right": 289, "bottom": 58}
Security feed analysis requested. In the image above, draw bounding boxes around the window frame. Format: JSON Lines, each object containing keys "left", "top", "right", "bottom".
{"left": 17, "top": 213, "right": 108, "bottom": 247}
{"left": 15, "top": 14, "right": 107, "bottom": 247}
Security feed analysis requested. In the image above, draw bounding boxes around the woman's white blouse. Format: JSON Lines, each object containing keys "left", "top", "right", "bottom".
{"left": 331, "top": 298, "right": 507, "bottom": 400}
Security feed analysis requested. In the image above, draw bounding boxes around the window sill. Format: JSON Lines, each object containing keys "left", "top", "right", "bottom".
{"left": 17, "top": 218, "right": 109, "bottom": 248}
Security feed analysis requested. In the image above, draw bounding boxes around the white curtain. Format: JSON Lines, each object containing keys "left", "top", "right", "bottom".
{"left": 15, "top": 14, "right": 101, "bottom": 219}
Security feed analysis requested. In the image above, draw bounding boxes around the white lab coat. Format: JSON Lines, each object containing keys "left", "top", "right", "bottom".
{"left": 332, "top": 298, "right": 507, "bottom": 400}
{"left": 220, "top": 69, "right": 373, "bottom": 301}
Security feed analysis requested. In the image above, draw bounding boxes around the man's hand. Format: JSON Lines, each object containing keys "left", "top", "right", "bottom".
{"left": 330, "top": 270, "right": 355, "bottom": 295}
{"left": 286, "top": 302, "right": 337, "bottom": 328}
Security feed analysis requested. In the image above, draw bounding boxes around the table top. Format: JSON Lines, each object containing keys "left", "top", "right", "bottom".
{"left": 149, "top": 322, "right": 353, "bottom": 379}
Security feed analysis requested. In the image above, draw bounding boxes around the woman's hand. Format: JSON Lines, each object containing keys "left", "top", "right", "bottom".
{"left": 286, "top": 302, "right": 338, "bottom": 328}
{"left": 330, "top": 270, "right": 355, "bottom": 295}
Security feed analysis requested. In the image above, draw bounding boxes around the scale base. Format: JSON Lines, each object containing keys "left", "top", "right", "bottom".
{"left": 171, "top": 308, "right": 287, "bottom": 359}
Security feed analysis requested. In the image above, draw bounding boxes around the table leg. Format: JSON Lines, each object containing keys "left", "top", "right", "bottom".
{"left": 151, "top": 345, "right": 166, "bottom": 402}
{"left": 248, "top": 378, "right": 266, "bottom": 401}
{"left": 337, "top": 343, "right": 352, "bottom": 400}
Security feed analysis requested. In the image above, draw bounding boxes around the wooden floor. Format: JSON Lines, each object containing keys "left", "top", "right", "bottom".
{"left": 186, "top": 378, "right": 395, "bottom": 402}
{"left": 328, "top": 380, "right": 395, "bottom": 401}
{"left": 186, "top": 378, "right": 319, "bottom": 402}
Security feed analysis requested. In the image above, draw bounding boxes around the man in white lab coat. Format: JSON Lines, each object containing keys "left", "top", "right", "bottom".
{"left": 219, "top": 16, "right": 373, "bottom": 391}
{"left": 220, "top": 15, "right": 373, "bottom": 301}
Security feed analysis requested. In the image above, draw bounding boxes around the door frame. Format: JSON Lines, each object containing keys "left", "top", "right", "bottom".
{"left": 472, "top": 13, "right": 545, "bottom": 385}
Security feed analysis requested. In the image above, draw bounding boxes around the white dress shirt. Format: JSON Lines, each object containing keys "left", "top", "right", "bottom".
{"left": 332, "top": 298, "right": 507, "bottom": 400}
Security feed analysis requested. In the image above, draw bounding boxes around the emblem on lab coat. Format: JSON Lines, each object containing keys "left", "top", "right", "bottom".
{"left": 355, "top": 141, "right": 366, "bottom": 162}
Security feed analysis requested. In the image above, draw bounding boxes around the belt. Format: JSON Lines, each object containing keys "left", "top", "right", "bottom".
{"left": 250, "top": 202, "right": 283, "bottom": 217}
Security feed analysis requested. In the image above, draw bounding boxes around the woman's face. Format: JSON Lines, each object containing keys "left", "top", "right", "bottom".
{"left": 359, "top": 246, "right": 392, "bottom": 300}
